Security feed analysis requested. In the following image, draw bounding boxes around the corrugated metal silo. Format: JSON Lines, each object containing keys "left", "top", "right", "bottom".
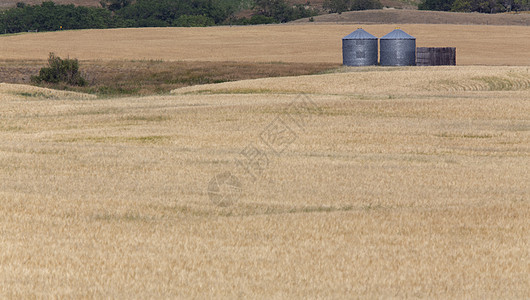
{"left": 342, "top": 28, "right": 378, "bottom": 66}
{"left": 380, "top": 29, "right": 416, "bottom": 66}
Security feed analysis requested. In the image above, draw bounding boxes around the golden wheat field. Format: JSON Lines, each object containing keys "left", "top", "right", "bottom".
{"left": 0, "top": 23, "right": 529, "bottom": 298}
{"left": 0, "top": 24, "right": 529, "bottom": 65}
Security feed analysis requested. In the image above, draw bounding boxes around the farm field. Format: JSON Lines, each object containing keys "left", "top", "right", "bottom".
{"left": 0, "top": 24, "right": 529, "bottom": 65}
{"left": 0, "top": 59, "right": 338, "bottom": 96}
{"left": 1, "top": 65, "right": 528, "bottom": 297}
{"left": 0, "top": 23, "right": 529, "bottom": 297}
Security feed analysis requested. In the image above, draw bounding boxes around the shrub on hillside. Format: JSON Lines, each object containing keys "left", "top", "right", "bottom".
{"left": 227, "top": 14, "right": 277, "bottom": 25}
{"left": 419, "top": 0, "right": 529, "bottom": 12}
{"left": 323, "top": 0, "right": 382, "bottom": 13}
{"left": 173, "top": 15, "right": 215, "bottom": 27}
{"left": 253, "top": 0, "right": 318, "bottom": 23}
{"left": 31, "top": 53, "right": 87, "bottom": 86}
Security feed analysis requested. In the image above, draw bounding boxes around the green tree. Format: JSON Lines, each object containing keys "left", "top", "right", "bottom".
{"left": 451, "top": 0, "right": 472, "bottom": 10}
{"left": 0, "top": 0, "right": 324, "bottom": 34}
{"left": 116, "top": 0, "right": 232, "bottom": 27}
{"left": 254, "top": 0, "right": 288, "bottom": 18}
{"left": 418, "top": 0, "right": 454, "bottom": 10}
{"left": 323, "top": 0, "right": 382, "bottom": 12}
{"left": 31, "top": 53, "right": 87, "bottom": 86}
{"left": 173, "top": 14, "right": 215, "bottom": 26}
{"left": 323, "top": 0, "right": 350, "bottom": 13}
{"left": 513, "top": 0, "right": 530, "bottom": 10}
{"left": 0, "top": 1, "right": 116, "bottom": 33}
{"left": 253, "top": 0, "right": 316, "bottom": 22}
{"left": 350, "top": 0, "right": 382, "bottom": 10}
{"left": 100, "top": 0, "right": 133, "bottom": 12}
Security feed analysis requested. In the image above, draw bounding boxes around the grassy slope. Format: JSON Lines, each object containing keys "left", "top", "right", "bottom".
{"left": 0, "top": 66, "right": 528, "bottom": 297}
{"left": 0, "top": 60, "right": 338, "bottom": 96}
{"left": 293, "top": 8, "right": 530, "bottom": 25}
{"left": 173, "top": 65, "right": 530, "bottom": 94}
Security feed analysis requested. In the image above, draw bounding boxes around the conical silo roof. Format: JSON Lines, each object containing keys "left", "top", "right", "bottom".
{"left": 343, "top": 28, "right": 377, "bottom": 40}
{"left": 380, "top": 29, "right": 415, "bottom": 40}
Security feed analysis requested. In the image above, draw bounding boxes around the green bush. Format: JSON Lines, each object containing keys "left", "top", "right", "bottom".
{"left": 419, "top": 0, "right": 528, "bottom": 12}
{"left": 248, "top": 14, "right": 277, "bottom": 24}
{"left": 323, "top": 0, "right": 382, "bottom": 13}
{"left": 253, "top": 0, "right": 318, "bottom": 23}
{"left": 173, "top": 15, "right": 215, "bottom": 27}
{"left": 31, "top": 53, "right": 87, "bottom": 86}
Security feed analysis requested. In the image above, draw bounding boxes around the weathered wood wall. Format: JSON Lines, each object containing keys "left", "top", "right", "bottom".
{"left": 416, "top": 47, "right": 456, "bottom": 66}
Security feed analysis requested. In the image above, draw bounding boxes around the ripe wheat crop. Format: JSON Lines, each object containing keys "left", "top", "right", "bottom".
{"left": 0, "top": 24, "right": 529, "bottom": 65}
{"left": 0, "top": 65, "right": 528, "bottom": 297}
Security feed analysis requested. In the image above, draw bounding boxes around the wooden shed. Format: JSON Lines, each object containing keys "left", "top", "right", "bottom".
{"left": 416, "top": 47, "right": 456, "bottom": 66}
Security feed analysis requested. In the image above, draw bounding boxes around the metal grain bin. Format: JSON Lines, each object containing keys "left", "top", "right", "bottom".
{"left": 380, "top": 29, "right": 416, "bottom": 66}
{"left": 342, "top": 29, "right": 378, "bottom": 66}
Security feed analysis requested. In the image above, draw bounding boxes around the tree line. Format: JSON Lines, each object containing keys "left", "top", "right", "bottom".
{"left": 2, "top": 0, "right": 525, "bottom": 34}
{"left": 1, "top": 2, "right": 118, "bottom": 33}
{"left": 0, "top": 0, "right": 317, "bottom": 34}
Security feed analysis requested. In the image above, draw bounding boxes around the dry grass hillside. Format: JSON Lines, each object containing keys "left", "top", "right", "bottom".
{"left": 174, "top": 65, "right": 530, "bottom": 94}
{"left": 1, "top": 24, "right": 529, "bottom": 65}
{"left": 0, "top": 82, "right": 96, "bottom": 99}
{"left": 0, "top": 59, "right": 338, "bottom": 96}
{"left": 294, "top": 9, "right": 530, "bottom": 25}
{"left": 0, "top": 66, "right": 529, "bottom": 297}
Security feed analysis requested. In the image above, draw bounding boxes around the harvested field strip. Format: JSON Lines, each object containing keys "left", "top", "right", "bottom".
{"left": 173, "top": 66, "right": 530, "bottom": 96}
{"left": 433, "top": 74, "right": 530, "bottom": 92}
{"left": 0, "top": 83, "right": 96, "bottom": 100}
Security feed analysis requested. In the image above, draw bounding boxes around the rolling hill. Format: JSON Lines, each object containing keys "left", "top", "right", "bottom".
{"left": 1, "top": 65, "right": 528, "bottom": 298}
{"left": 0, "top": 4, "right": 529, "bottom": 297}
{"left": 293, "top": 8, "right": 530, "bottom": 25}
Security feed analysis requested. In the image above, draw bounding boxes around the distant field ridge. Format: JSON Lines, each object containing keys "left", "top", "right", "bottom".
{"left": 293, "top": 9, "right": 530, "bottom": 25}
